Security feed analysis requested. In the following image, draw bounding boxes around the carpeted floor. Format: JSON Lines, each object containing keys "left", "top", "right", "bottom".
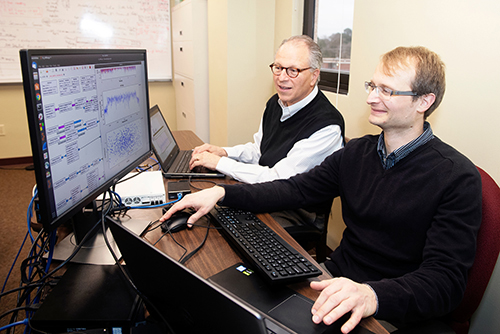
{"left": 0, "top": 164, "right": 37, "bottom": 329}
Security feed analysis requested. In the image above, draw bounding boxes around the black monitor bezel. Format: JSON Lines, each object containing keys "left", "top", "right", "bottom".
{"left": 20, "top": 48, "right": 152, "bottom": 233}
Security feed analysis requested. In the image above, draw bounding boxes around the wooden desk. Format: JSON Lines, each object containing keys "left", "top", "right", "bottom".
{"left": 139, "top": 130, "right": 388, "bottom": 334}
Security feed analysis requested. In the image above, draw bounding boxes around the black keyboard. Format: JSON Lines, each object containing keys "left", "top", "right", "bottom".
{"left": 172, "top": 150, "right": 191, "bottom": 173}
{"left": 209, "top": 206, "right": 322, "bottom": 284}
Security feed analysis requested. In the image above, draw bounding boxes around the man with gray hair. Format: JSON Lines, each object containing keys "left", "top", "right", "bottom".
{"left": 189, "top": 35, "right": 345, "bottom": 235}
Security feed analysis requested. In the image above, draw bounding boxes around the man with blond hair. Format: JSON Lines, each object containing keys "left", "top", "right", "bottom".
{"left": 162, "top": 46, "right": 481, "bottom": 332}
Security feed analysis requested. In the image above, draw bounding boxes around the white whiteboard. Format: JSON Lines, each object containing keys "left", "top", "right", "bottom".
{"left": 0, "top": 0, "right": 172, "bottom": 83}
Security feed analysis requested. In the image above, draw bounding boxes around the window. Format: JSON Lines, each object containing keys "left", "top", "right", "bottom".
{"left": 303, "top": 0, "right": 354, "bottom": 95}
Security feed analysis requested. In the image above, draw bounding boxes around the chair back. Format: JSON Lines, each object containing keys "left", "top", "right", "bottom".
{"left": 447, "top": 166, "right": 500, "bottom": 334}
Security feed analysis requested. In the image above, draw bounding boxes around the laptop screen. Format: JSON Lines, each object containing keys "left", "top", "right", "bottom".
{"left": 106, "top": 216, "right": 281, "bottom": 333}
{"left": 149, "top": 104, "right": 179, "bottom": 170}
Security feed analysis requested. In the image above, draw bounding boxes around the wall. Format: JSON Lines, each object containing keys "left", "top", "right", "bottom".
{"left": 331, "top": 0, "right": 500, "bottom": 185}
{"left": 208, "top": 0, "right": 275, "bottom": 147}
{"left": 207, "top": 0, "right": 303, "bottom": 147}
{"left": 0, "top": 81, "right": 176, "bottom": 160}
{"left": 0, "top": 84, "right": 31, "bottom": 159}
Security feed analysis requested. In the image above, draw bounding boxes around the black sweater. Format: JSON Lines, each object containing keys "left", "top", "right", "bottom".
{"left": 221, "top": 135, "right": 482, "bottom": 324}
{"left": 259, "top": 91, "right": 345, "bottom": 168}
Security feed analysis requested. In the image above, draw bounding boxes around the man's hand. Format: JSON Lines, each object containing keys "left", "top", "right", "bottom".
{"left": 192, "top": 143, "right": 228, "bottom": 157}
{"left": 190, "top": 144, "right": 227, "bottom": 170}
{"left": 159, "top": 186, "right": 226, "bottom": 227}
{"left": 310, "top": 277, "right": 378, "bottom": 334}
{"left": 189, "top": 151, "right": 222, "bottom": 171}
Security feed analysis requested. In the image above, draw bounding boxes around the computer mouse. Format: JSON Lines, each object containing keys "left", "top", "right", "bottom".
{"left": 161, "top": 211, "right": 191, "bottom": 233}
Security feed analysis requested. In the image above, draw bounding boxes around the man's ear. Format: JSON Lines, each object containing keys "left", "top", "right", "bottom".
{"left": 417, "top": 93, "right": 436, "bottom": 115}
{"left": 310, "top": 68, "right": 320, "bottom": 87}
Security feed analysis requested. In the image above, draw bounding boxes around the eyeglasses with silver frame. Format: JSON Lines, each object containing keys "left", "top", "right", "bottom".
{"left": 269, "top": 63, "right": 312, "bottom": 78}
{"left": 364, "top": 81, "right": 418, "bottom": 100}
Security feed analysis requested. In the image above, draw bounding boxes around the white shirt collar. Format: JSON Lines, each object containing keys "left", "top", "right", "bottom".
{"left": 278, "top": 86, "right": 319, "bottom": 122}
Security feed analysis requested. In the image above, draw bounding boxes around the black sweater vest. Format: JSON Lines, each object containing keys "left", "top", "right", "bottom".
{"left": 259, "top": 91, "right": 345, "bottom": 168}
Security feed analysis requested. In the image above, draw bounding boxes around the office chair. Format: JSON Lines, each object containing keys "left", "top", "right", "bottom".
{"left": 286, "top": 212, "right": 330, "bottom": 263}
{"left": 293, "top": 137, "right": 351, "bottom": 263}
{"left": 444, "top": 166, "right": 500, "bottom": 333}
{"left": 394, "top": 166, "right": 500, "bottom": 334}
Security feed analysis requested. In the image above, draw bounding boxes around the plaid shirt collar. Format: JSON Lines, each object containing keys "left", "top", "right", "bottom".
{"left": 377, "top": 121, "right": 434, "bottom": 169}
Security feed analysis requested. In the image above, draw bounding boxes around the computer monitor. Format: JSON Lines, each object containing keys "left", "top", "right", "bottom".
{"left": 20, "top": 49, "right": 152, "bottom": 250}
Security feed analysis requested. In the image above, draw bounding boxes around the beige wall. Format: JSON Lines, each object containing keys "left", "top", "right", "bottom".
{"left": 0, "top": 81, "right": 175, "bottom": 160}
{"left": 0, "top": 83, "right": 31, "bottom": 158}
{"left": 206, "top": 0, "right": 500, "bottom": 187}
{"left": 331, "top": 0, "right": 500, "bottom": 189}
{"left": 207, "top": 0, "right": 303, "bottom": 147}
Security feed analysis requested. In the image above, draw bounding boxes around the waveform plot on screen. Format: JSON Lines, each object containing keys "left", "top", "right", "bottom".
{"left": 106, "top": 119, "right": 143, "bottom": 169}
{"left": 100, "top": 66, "right": 137, "bottom": 80}
{"left": 102, "top": 85, "right": 142, "bottom": 124}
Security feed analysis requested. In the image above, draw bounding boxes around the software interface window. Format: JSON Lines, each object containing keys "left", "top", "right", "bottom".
{"left": 31, "top": 53, "right": 149, "bottom": 221}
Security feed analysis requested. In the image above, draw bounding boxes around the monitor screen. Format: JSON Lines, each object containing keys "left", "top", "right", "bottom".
{"left": 20, "top": 49, "right": 152, "bottom": 234}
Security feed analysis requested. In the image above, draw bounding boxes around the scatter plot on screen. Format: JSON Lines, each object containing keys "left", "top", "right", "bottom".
{"left": 106, "top": 119, "right": 143, "bottom": 168}
{"left": 102, "top": 84, "right": 142, "bottom": 124}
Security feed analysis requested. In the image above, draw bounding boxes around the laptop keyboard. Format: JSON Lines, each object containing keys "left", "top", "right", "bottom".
{"left": 171, "top": 150, "right": 192, "bottom": 173}
{"left": 209, "top": 206, "right": 322, "bottom": 284}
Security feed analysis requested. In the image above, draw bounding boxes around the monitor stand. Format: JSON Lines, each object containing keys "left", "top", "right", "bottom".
{"left": 49, "top": 203, "right": 153, "bottom": 265}
{"left": 50, "top": 226, "right": 121, "bottom": 265}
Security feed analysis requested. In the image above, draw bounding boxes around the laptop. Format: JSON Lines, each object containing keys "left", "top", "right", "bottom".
{"left": 106, "top": 216, "right": 374, "bottom": 334}
{"left": 149, "top": 104, "right": 225, "bottom": 178}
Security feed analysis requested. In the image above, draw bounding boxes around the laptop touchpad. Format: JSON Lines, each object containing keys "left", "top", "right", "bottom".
{"left": 268, "top": 294, "right": 337, "bottom": 334}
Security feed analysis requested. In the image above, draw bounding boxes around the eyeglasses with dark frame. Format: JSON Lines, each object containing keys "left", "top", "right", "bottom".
{"left": 365, "top": 81, "right": 418, "bottom": 100}
{"left": 269, "top": 63, "right": 312, "bottom": 78}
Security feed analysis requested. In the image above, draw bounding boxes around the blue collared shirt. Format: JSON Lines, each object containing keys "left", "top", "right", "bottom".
{"left": 377, "top": 122, "right": 434, "bottom": 170}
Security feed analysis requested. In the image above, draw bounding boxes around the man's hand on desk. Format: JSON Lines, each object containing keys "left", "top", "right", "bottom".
{"left": 159, "top": 186, "right": 226, "bottom": 227}
{"left": 310, "top": 278, "right": 378, "bottom": 334}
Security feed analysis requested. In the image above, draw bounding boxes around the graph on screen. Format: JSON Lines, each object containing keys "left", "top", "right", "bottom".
{"left": 106, "top": 119, "right": 144, "bottom": 169}
{"left": 102, "top": 86, "right": 142, "bottom": 124}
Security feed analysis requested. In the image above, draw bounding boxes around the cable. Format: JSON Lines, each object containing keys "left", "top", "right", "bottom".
{"left": 1, "top": 232, "right": 29, "bottom": 296}
{"left": 27, "top": 186, "right": 37, "bottom": 243}
{"left": 135, "top": 158, "right": 160, "bottom": 172}
{"left": 179, "top": 220, "right": 212, "bottom": 264}
{"left": 116, "top": 163, "right": 158, "bottom": 185}
{"left": 0, "top": 283, "right": 44, "bottom": 300}
{"left": 150, "top": 217, "right": 217, "bottom": 264}
{"left": 4, "top": 186, "right": 121, "bottom": 332}
{"left": 152, "top": 229, "right": 187, "bottom": 262}
{"left": 0, "top": 307, "right": 37, "bottom": 323}
{"left": 100, "top": 203, "right": 177, "bottom": 333}
{"left": 1, "top": 188, "right": 43, "bottom": 318}
{"left": 129, "top": 192, "right": 182, "bottom": 210}
{"left": 0, "top": 318, "right": 29, "bottom": 332}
